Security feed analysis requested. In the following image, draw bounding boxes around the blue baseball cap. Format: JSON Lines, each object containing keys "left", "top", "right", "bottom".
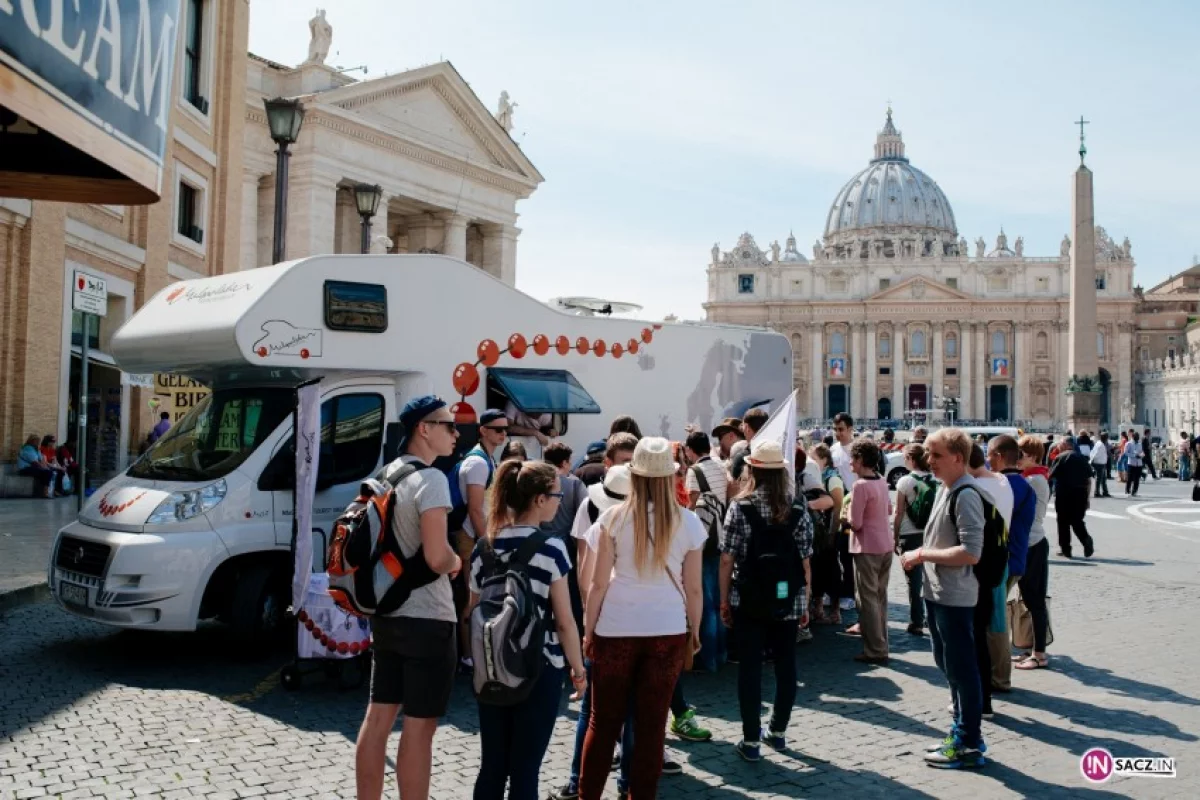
{"left": 398, "top": 395, "right": 448, "bottom": 451}
{"left": 479, "top": 408, "right": 507, "bottom": 426}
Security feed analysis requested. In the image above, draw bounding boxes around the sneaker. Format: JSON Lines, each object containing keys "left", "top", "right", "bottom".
{"left": 661, "top": 751, "right": 683, "bottom": 775}
{"left": 548, "top": 782, "right": 579, "bottom": 800}
{"left": 763, "top": 729, "right": 787, "bottom": 751}
{"left": 457, "top": 657, "right": 474, "bottom": 675}
{"left": 906, "top": 623, "right": 925, "bottom": 636}
{"left": 926, "top": 727, "right": 961, "bottom": 753}
{"left": 839, "top": 597, "right": 856, "bottom": 611}
{"left": 670, "top": 709, "right": 712, "bottom": 742}
{"left": 796, "top": 626, "right": 813, "bottom": 644}
{"left": 735, "top": 740, "right": 762, "bottom": 762}
{"left": 924, "top": 740, "right": 987, "bottom": 769}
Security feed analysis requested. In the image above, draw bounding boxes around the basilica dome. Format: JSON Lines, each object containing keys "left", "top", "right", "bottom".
{"left": 823, "top": 110, "right": 957, "bottom": 244}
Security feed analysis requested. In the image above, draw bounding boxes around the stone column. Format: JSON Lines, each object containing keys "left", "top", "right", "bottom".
{"left": 1014, "top": 323, "right": 1028, "bottom": 420}
{"left": 440, "top": 212, "right": 469, "bottom": 260}
{"left": 334, "top": 191, "right": 360, "bottom": 254}
{"left": 932, "top": 324, "right": 944, "bottom": 402}
{"left": 810, "top": 323, "right": 824, "bottom": 419}
{"left": 367, "top": 193, "right": 390, "bottom": 253}
{"left": 482, "top": 223, "right": 520, "bottom": 285}
{"left": 893, "top": 327, "right": 904, "bottom": 421}
{"left": 239, "top": 174, "right": 261, "bottom": 270}
{"left": 1057, "top": 321, "right": 1070, "bottom": 422}
{"left": 975, "top": 324, "right": 987, "bottom": 420}
{"left": 851, "top": 323, "right": 865, "bottom": 418}
{"left": 1118, "top": 321, "right": 1134, "bottom": 425}
{"left": 960, "top": 323, "right": 973, "bottom": 419}
{"left": 285, "top": 167, "right": 338, "bottom": 258}
{"left": 405, "top": 213, "right": 444, "bottom": 253}
{"left": 866, "top": 322, "right": 877, "bottom": 420}
{"left": 1068, "top": 164, "right": 1101, "bottom": 429}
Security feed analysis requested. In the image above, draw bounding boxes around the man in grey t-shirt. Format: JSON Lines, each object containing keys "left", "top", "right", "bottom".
{"left": 901, "top": 427, "right": 987, "bottom": 770}
{"left": 357, "top": 395, "right": 463, "bottom": 800}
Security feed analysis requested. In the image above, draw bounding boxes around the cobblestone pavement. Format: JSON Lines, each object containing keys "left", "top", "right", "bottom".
{"left": 3, "top": 482, "right": 1200, "bottom": 799}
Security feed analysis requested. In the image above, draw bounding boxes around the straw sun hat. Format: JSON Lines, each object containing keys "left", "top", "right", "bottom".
{"left": 746, "top": 439, "right": 789, "bottom": 470}
{"left": 629, "top": 437, "right": 677, "bottom": 478}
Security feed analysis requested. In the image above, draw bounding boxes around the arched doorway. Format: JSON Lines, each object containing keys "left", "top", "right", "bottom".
{"left": 827, "top": 385, "right": 848, "bottom": 418}
{"left": 988, "top": 385, "right": 1010, "bottom": 422}
{"left": 878, "top": 397, "right": 892, "bottom": 420}
{"left": 1099, "top": 368, "right": 1111, "bottom": 428}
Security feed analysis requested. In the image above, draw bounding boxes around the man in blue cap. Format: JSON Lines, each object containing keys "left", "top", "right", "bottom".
{"left": 356, "top": 394, "right": 463, "bottom": 800}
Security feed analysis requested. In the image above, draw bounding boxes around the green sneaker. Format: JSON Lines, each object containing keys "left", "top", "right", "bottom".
{"left": 924, "top": 739, "right": 987, "bottom": 769}
{"left": 670, "top": 708, "right": 712, "bottom": 742}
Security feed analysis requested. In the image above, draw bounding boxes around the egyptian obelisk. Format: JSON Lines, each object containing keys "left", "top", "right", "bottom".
{"left": 1066, "top": 117, "right": 1101, "bottom": 432}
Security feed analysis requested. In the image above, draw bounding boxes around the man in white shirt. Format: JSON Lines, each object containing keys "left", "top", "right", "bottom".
{"left": 684, "top": 431, "right": 732, "bottom": 506}
{"left": 831, "top": 412, "right": 857, "bottom": 491}
{"left": 1090, "top": 433, "right": 1111, "bottom": 498}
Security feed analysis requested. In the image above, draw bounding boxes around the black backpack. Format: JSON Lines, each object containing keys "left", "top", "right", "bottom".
{"left": 948, "top": 485, "right": 1009, "bottom": 590}
{"left": 690, "top": 465, "right": 726, "bottom": 557}
{"left": 802, "top": 487, "right": 835, "bottom": 554}
{"left": 734, "top": 501, "right": 804, "bottom": 620}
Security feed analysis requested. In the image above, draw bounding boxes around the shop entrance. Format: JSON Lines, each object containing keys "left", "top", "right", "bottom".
{"left": 69, "top": 354, "right": 125, "bottom": 482}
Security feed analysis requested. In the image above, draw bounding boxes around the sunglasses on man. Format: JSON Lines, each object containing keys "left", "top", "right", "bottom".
{"left": 482, "top": 425, "right": 509, "bottom": 433}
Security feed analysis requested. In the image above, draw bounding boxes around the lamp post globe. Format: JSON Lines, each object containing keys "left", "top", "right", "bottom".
{"left": 353, "top": 183, "right": 383, "bottom": 253}
{"left": 263, "top": 97, "right": 305, "bottom": 264}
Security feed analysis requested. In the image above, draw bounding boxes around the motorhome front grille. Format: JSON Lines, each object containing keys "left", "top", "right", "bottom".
{"left": 55, "top": 537, "right": 110, "bottom": 578}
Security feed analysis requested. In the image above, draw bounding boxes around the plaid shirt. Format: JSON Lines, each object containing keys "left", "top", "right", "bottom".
{"left": 720, "top": 489, "right": 814, "bottom": 619}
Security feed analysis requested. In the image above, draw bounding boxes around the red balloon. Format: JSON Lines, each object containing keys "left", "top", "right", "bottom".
{"left": 628, "top": 340, "right": 640, "bottom": 354}
{"left": 304, "top": 619, "right": 315, "bottom": 631}
{"left": 450, "top": 401, "right": 477, "bottom": 425}
{"left": 555, "top": 336, "right": 571, "bottom": 355}
{"left": 611, "top": 343, "right": 624, "bottom": 359}
{"left": 452, "top": 362, "right": 480, "bottom": 395}
{"left": 641, "top": 328, "right": 654, "bottom": 344}
{"left": 336, "top": 641, "right": 350, "bottom": 655}
{"left": 319, "top": 634, "right": 330, "bottom": 647}
{"left": 576, "top": 336, "right": 590, "bottom": 355}
{"left": 349, "top": 641, "right": 362, "bottom": 655}
{"left": 311, "top": 628, "right": 321, "bottom": 640}
{"left": 477, "top": 339, "right": 500, "bottom": 367}
{"left": 532, "top": 334, "right": 550, "bottom": 356}
{"left": 296, "top": 609, "right": 308, "bottom": 623}
{"left": 508, "top": 333, "right": 528, "bottom": 359}
{"left": 592, "top": 339, "right": 607, "bottom": 357}
{"left": 326, "top": 641, "right": 337, "bottom": 652}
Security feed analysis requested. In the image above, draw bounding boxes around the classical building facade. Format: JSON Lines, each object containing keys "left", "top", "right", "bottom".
{"left": 239, "top": 29, "right": 543, "bottom": 282}
{"left": 705, "top": 111, "right": 1138, "bottom": 429}
{"left": 1, "top": 0, "right": 250, "bottom": 472}
{"left": 1136, "top": 265, "right": 1200, "bottom": 438}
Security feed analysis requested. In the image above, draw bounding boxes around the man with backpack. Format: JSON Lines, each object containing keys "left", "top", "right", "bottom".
{"left": 355, "top": 395, "right": 464, "bottom": 800}
{"left": 893, "top": 443, "right": 938, "bottom": 636}
{"left": 900, "top": 428, "right": 990, "bottom": 770}
{"left": 448, "top": 408, "right": 508, "bottom": 673}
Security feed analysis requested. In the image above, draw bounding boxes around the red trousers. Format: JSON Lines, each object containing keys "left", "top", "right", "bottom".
{"left": 579, "top": 633, "right": 686, "bottom": 800}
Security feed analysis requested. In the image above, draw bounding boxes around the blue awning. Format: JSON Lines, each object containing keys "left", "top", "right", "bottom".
{"left": 489, "top": 368, "right": 601, "bottom": 415}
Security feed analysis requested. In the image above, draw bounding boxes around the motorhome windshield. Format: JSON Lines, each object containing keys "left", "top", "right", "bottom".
{"left": 128, "top": 387, "right": 294, "bottom": 481}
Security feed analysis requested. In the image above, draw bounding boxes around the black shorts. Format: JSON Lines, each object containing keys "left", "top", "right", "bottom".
{"left": 369, "top": 616, "right": 456, "bottom": 717}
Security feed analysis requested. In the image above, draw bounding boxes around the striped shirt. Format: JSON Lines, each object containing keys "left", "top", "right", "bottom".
{"left": 469, "top": 526, "right": 571, "bottom": 669}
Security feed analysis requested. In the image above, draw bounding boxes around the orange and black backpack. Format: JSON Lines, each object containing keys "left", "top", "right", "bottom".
{"left": 327, "top": 463, "right": 441, "bottom": 617}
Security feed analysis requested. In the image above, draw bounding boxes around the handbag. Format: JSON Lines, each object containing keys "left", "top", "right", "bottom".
{"left": 1192, "top": 481, "right": 1200, "bottom": 502}
{"left": 1007, "top": 594, "right": 1053, "bottom": 650}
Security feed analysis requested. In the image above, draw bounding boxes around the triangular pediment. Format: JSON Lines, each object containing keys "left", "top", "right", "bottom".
{"left": 311, "top": 62, "right": 542, "bottom": 183}
{"left": 867, "top": 276, "right": 973, "bottom": 302}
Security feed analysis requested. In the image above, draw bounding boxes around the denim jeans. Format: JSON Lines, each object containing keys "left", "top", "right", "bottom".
{"left": 1093, "top": 464, "right": 1110, "bottom": 496}
{"left": 734, "top": 610, "right": 800, "bottom": 743}
{"left": 568, "top": 660, "right": 632, "bottom": 791}
{"left": 899, "top": 536, "right": 925, "bottom": 626}
{"left": 925, "top": 600, "right": 982, "bottom": 747}
{"left": 697, "top": 553, "right": 727, "bottom": 672}
{"left": 475, "top": 665, "right": 564, "bottom": 800}
{"left": 1179, "top": 455, "right": 1192, "bottom": 481}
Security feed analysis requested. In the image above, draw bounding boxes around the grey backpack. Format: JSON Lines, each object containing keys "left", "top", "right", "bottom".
{"left": 470, "top": 530, "right": 551, "bottom": 706}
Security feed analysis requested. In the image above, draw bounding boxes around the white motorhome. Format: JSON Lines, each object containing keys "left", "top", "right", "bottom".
{"left": 48, "top": 255, "right": 791, "bottom": 640}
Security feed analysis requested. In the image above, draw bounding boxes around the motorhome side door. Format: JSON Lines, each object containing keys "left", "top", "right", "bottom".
{"left": 259, "top": 388, "right": 391, "bottom": 552}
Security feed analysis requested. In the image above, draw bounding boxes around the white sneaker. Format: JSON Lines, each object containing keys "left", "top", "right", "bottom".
{"left": 839, "top": 598, "right": 856, "bottom": 611}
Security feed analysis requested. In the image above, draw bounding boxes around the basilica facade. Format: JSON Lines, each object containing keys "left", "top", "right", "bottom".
{"left": 704, "top": 111, "right": 1138, "bottom": 429}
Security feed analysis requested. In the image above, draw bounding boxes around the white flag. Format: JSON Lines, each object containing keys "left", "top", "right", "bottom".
{"left": 291, "top": 382, "right": 322, "bottom": 612}
{"left": 752, "top": 389, "right": 799, "bottom": 490}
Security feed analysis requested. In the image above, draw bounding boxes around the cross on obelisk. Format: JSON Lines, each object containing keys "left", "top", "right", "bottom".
{"left": 1076, "top": 115, "right": 1089, "bottom": 165}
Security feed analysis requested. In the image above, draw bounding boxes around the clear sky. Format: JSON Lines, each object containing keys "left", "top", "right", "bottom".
{"left": 249, "top": 0, "right": 1200, "bottom": 320}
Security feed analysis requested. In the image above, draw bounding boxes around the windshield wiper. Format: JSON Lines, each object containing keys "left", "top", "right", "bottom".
{"left": 140, "top": 462, "right": 206, "bottom": 480}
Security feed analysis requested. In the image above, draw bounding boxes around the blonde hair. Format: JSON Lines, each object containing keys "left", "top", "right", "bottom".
{"left": 616, "top": 474, "right": 680, "bottom": 576}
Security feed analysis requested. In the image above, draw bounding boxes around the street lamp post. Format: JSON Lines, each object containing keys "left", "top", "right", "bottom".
{"left": 263, "top": 97, "right": 305, "bottom": 264}
{"left": 353, "top": 183, "right": 383, "bottom": 254}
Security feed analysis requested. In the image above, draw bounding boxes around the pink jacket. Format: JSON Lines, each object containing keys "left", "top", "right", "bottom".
{"left": 848, "top": 476, "right": 893, "bottom": 555}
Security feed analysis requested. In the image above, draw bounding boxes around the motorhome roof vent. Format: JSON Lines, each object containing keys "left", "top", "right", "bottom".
{"left": 549, "top": 296, "right": 643, "bottom": 317}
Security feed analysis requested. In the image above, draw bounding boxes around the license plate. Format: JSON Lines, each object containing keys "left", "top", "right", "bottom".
{"left": 60, "top": 582, "right": 89, "bottom": 608}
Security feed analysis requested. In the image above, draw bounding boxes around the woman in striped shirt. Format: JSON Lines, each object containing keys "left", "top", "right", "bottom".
{"left": 469, "top": 460, "right": 587, "bottom": 800}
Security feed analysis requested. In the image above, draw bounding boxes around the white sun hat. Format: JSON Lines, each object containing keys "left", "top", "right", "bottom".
{"left": 629, "top": 436, "right": 677, "bottom": 478}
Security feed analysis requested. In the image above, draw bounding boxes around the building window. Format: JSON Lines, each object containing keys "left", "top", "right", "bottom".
{"left": 1097, "top": 331, "right": 1106, "bottom": 359}
{"left": 879, "top": 334, "right": 891, "bottom": 358}
{"left": 738, "top": 274, "right": 755, "bottom": 294}
{"left": 177, "top": 182, "right": 203, "bottom": 244}
{"left": 1140, "top": 347, "right": 1149, "bottom": 360}
{"left": 945, "top": 335, "right": 958, "bottom": 358}
{"left": 1169, "top": 348, "right": 1177, "bottom": 361}
{"left": 1035, "top": 276, "right": 1049, "bottom": 292}
{"left": 987, "top": 275, "right": 1011, "bottom": 292}
{"left": 1168, "top": 335, "right": 1178, "bottom": 343}
{"left": 182, "top": 0, "right": 210, "bottom": 114}
{"left": 945, "top": 277, "right": 958, "bottom": 290}
{"left": 880, "top": 367, "right": 891, "bottom": 375}
{"left": 878, "top": 278, "right": 891, "bottom": 291}
{"left": 1096, "top": 271, "right": 1107, "bottom": 291}
{"left": 992, "top": 330, "right": 1006, "bottom": 355}
{"left": 828, "top": 277, "right": 849, "bottom": 293}
{"left": 947, "top": 367, "right": 957, "bottom": 375}
{"left": 830, "top": 331, "right": 846, "bottom": 355}
{"left": 1036, "top": 331, "right": 1049, "bottom": 357}
{"left": 790, "top": 279, "right": 803, "bottom": 295}
{"left": 911, "top": 330, "right": 927, "bottom": 356}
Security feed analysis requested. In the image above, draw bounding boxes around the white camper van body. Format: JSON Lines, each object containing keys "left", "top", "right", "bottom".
{"left": 49, "top": 255, "right": 791, "bottom": 633}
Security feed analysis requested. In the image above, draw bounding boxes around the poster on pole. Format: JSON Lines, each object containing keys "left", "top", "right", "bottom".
{"left": 291, "top": 382, "right": 322, "bottom": 612}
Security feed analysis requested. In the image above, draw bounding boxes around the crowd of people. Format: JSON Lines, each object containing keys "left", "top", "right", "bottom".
{"left": 15, "top": 434, "right": 76, "bottom": 498}
{"left": 353, "top": 399, "right": 1093, "bottom": 800}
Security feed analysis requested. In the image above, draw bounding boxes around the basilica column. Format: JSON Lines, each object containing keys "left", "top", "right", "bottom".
{"left": 810, "top": 323, "right": 824, "bottom": 419}
{"left": 960, "top": 323, "right": 973, "bottom": 419}
{"left": 974, "top": 323, "right": 986, "bottom": 421}
{"left": 893, "top": 327, "right": 904, "bottom": 421}
{"left": 440, "top": 212, "right": 470, "bottom": 260}
{"left": 932, "top": 324, "right": 944, "bottom": 403}
{"left": 866, "top": 322, "right": 877, "bottom": 419}
{"left": 1014, "top": 323, "right": 1028, "bottom": 421}
{"left": 240, "top": 173, "right": 262, "bottom": 269}
{"left": 851, "top": 323, "right": 865, "bottom": 418}
{"left": 482, "top": 223, "right": 520, "bottom": 285}
{"left": 1118, "top": 321, "right": 1134, "bottom": 424}
{"left": 285, "top": 165, "right": 338, "bottom": 258}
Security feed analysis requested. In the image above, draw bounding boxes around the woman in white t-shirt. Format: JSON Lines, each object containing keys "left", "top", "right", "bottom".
{"left": 579, "top": 437, "right": 705, "bottom": 800}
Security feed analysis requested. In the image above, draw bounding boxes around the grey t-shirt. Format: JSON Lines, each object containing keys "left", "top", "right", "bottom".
{"left": 385, "top": 454, "right": 455, "bottom": 622}
{"left": 921, "top": 474, "right": 985, "bottom": 608}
